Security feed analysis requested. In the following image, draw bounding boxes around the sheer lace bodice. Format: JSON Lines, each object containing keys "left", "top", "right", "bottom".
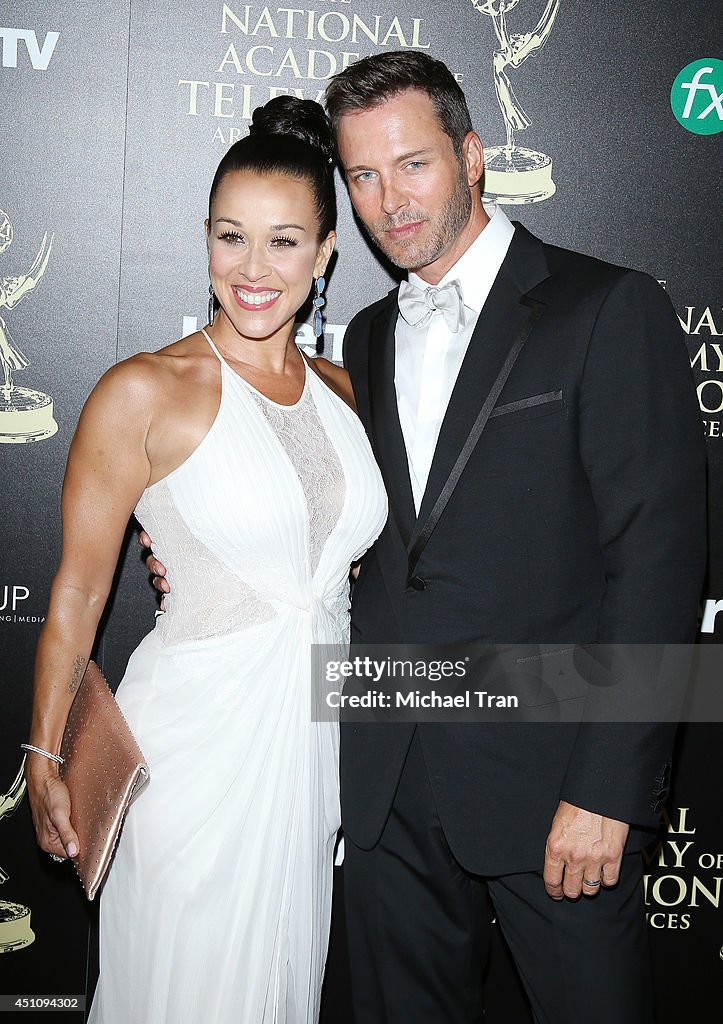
{"left": 246, "top": 382, "right": 345, "bottom": 575}
{"left": 135, "top": 478, "right": 278, "bottom": 645}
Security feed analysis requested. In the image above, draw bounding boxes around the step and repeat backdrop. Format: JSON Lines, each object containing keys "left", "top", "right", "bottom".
{"left": 1, "top": 1, "right": 721, "bottom": 1019}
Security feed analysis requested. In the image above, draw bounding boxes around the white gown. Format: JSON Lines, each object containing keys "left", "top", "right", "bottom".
{"left": 88, "top": 330, "right": 387, "bottom": 1024}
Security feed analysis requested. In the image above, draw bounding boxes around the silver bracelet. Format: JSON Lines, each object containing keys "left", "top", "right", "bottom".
{"left": 20, "top": 743, "right": 64, "bottom": 766}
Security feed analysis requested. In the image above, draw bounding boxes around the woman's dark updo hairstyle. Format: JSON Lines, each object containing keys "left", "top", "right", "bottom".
{"left": 208, "top": 96, "right": 336, "bottom": 240}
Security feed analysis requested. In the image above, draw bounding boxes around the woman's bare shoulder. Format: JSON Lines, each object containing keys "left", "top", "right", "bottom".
{"left": 73, "top": 341, "right": 202, "bottom": 447}
{"left": 91, "top": 334, "right": 208, "bottom": 399}
{"left": 309, "top": 357, "right": 356, "bottom": 412}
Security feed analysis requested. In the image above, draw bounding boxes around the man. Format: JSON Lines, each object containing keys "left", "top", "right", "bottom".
{"left": 147, "top": 51, "right": 705, "bottom": 1023}
{"left": 323, "top": 52, "right": 705, "bottom": 1023}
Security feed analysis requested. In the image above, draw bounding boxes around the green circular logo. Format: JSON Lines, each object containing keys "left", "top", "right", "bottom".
{"left": 670, "top": 58, "right": 723, "bottom": 135}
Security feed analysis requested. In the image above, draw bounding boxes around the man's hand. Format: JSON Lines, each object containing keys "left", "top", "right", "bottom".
{"left": 138, "top": 529, "right": 170, "bottom": 596}
{"left": 543, "top": 800, "right": 629, "bottom": 900}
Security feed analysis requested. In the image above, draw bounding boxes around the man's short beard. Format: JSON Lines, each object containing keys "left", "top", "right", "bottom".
{"left": 362, "top": 161, "right": 473, "bottom": 272}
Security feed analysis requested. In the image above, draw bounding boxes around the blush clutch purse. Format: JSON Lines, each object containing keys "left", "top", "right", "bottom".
{"left": 59, "top": 660, "right": 149, "bottom": 900}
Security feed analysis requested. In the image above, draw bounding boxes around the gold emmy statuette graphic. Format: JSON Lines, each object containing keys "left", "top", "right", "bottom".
{"left": 0, "top": 758, "right": 35, "bottom": 953}
{"left": 469, "top": 0, "right": 560, "bottom": 204}
{"left": 0, "top": 207, "right": 57, "bottom": 443}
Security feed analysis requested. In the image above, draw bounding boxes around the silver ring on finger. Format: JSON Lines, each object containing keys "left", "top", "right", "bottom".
{"left": 49, "top": 853, "right": 65, "bottom": 863}
{"left": 583, "top": 877, "right": 601, "bottom": 887}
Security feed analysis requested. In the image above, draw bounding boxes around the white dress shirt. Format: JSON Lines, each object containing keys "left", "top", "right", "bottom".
{"left": 395, "top": 203, "right": 515, "bottom": 512}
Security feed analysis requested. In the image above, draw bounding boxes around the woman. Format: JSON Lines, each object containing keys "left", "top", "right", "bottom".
{"left": 24, "top": 97, "right": 387, "bottom": 1023}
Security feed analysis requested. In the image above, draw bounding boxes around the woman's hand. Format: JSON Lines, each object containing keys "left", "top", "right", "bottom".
{"left": 25, "top": 756, "right": 79, "bottom": 861}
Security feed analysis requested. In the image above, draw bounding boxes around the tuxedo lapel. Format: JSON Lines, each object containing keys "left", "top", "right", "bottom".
{"left": 367, "top": 292, "right": 416, "bottom": 547}
{"left": 409, "top": 226, "right": 551, "bottom": 567}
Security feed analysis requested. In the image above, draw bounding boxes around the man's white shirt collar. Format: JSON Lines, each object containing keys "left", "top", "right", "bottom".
{"left": 406, "top": 202, "right": 515, "bottom": 319}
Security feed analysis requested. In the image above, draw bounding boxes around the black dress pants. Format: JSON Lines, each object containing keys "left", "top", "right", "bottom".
{"left": 343, "top": 731, "right": 654, "bottom": 1024}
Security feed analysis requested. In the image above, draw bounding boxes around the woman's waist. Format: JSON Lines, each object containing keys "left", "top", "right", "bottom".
{"left": 156, "top": 580, "right": 349, "bottom": 646}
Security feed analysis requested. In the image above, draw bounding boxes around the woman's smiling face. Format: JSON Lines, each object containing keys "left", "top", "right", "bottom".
{"left": 207, "top": 170, "right": 335, "bottom": 344}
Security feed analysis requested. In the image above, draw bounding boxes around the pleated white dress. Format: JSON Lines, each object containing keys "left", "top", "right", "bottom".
{"left": 88, "top": 330, "right": 387, "bottom": 1024}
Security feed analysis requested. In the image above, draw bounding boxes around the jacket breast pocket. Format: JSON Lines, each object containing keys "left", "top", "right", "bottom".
{"left": 489, "top": 390, "right": 564, "bottom": 426}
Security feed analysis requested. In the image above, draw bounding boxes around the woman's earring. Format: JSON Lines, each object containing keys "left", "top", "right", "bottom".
{"left": 313, "top": 276, "right": 326, "bottom": 353}
{"left": 207, "top": 284, "right": 215, "bottom": 325}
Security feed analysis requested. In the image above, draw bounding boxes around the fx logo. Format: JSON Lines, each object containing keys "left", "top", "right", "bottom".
{"left": 0, "top": 27, "right": 59, "bottom": 70}
{"left": 671, "top": 58, "right": 723, "bottom": 135}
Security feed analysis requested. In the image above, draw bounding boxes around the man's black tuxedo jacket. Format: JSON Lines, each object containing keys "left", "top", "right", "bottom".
{"left": 342, "top": 224, "right": 706, "bottom": 876}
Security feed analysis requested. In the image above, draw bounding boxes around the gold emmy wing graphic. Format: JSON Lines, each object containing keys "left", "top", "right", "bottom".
{"left": 0, "top": 207, "right": 57, "bottom": 443}
{"left": 468, "top": 0, "right": 560, "bottom": 204}
{"left": 0, "top": 758, "right": 35, "bottom": 953}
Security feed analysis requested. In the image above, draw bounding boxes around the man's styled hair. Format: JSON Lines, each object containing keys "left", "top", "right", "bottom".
{"left": 325, "top": 51, "right": 473, "bottom": 155}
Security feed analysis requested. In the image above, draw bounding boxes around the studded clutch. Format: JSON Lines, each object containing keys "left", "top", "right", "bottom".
{"left": 59, "top": 660, "right": 149, "bottom": 900}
